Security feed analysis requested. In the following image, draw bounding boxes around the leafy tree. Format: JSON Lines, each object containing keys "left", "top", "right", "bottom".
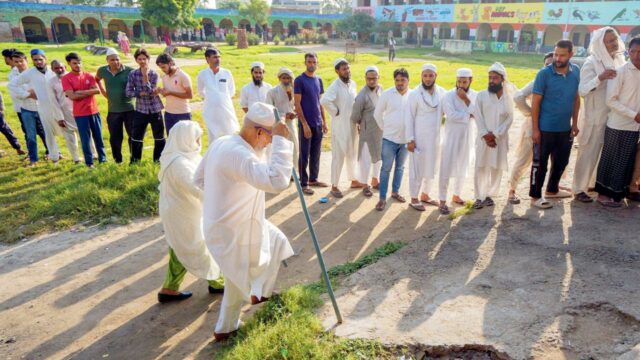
{"left": 218, "top": 0, "right": 241, "bottom": 10}
{"left": 239, "top": 0, "right": 270, "bottom": 26}
{"left": 322, "top": 0, "right": 351, "bottom": 14}
{"left": 336, "top": 12, "right": 374, "bottom": 35}
{"left": 141, "top": 0, "right": 199, "bottom": 29}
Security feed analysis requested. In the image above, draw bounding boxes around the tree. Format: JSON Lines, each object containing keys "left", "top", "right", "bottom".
{"left": 336, "top": 12, "right": 374, "bottom": 36}
{"left": 239, "top": 0, "right": 270, "bottom": 26}
{"left": 218, "top": 0, "right": 241, "bottom": 10}
{"left": 141, "top": 0, "right": 199, "bottom": 30}
{"left": 322, "top": 0, "right": 351, "bottom": 14}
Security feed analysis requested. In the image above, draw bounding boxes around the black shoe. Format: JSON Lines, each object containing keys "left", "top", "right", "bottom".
{"left": 208, "top": 286, "right": 224, "bottom": 294}
{"left": 158, "top": 291, "right": 193, "bottom": 303}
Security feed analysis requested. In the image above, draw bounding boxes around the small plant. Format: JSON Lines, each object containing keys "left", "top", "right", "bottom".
{"left": 318, "top": 33, "right": 328, "bottom": 45}
{"left": 247, "top": 33, "right": 261, "bottom": 46}
{"left": 225, "top": 32, "right": 237, "bottom": 46}
{"left": 273, "top": 36, "right": 280, "bottom": 45}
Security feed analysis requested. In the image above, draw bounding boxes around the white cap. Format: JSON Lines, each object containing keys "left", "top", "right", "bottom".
{"left": 251, "top": 61, "right": 265, "bottom": 70}
{"left": 488, "top": 62, "right": 507, "bottom": 79}
{"left": 277, "top": 67, "right": 294, "bottom": 78}
{"left": 105, "top": 48, "right": 119, "bottom": 57}
{"left": 422, "top": 63, "right": 437, "bottom": 73}
{"left": 365, "top": 65, "right": 379, "bottom": 75}
{"left": 334, "top": 58, "right": 348, "bottom": 68}
{"left": 246, "top": 102, "right": 277, "bottom": 127}
{"left": 457, "top": 68, "right": 473, "bottom": 77}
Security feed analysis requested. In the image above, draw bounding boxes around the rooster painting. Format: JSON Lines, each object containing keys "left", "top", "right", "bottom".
{"left": 548, "top": 8, "right": 563, "bottom": 19}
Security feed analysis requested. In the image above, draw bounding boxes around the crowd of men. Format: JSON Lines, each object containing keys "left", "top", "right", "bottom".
{"left": 1, "top": 26, "right": 639, "bottom": 340}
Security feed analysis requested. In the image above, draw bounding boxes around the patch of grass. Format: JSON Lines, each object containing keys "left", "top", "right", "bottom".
{"left": 268, "top": 46, "right": 300, "bottom": 53}
{"left": 328, "top": 241, "right": 406, "bottom": 278}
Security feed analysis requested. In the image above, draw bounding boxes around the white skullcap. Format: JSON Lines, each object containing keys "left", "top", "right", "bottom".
{"left": 422, "top": 63, "right": 437, "bottom": 73}
{"left": 365, "top": 65, "right": 379, "bottom": 75}
{"left": 456, "top": 68, "right": 473, "bottom": 77}
{"left": 246, "top": 102, "right": 277, "bottom": 127}
{"left": 277, "top": 67, "right": 294, "bottom": 78}
{"left": 488, "top": 62, "right": 507, "bottom": 79}
{"left": 251, "top": 61, "right": 265, "bottom": 70}
{"left": 334, "top": 58, "right": 348, "bottom": 68}
{"left": 105, "top": 48, "right": 119, "bottom": 57}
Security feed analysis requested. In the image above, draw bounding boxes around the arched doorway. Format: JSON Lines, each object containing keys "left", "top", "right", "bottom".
{"left": 497, "top": 24, "right": 514, "bottom": 43}
{"left": 202, "top": 18, "right": 215, "bottom": 38}
{"left": 542, "top": 25, "right": 562, "bottom": 49}
{"left": 570, "top": 25, "right": 590, "bottom": 49}
{"left": 238, "top": 19, "right": 251, "bottom": 33}
{"left": 133, "top": 20, "right": 152, "bottom": 40}
{"left": 422, "top": 23, "right": 434, "bottom": 46}
{"left": 21, "top": 16, "right": 47, "bottom": 43}
{"left": 439, "top": 23, "right": 451, "bottom": 40}
{"left": 52, "top": 16, "right": 76, "bottom": 43}
{"left": 108, "top": 19, "right": 128, "bottom": 42}
{"left": 287, "top": 21, "right": 299, "bottom": 37}
{"left": 323, "top": 23, "right": 333, "bottom": 37}
{"left": 456, "top": 23, "right": 470, "bottom": 41}
{"left": 476, "top": 23, "right": 492, "bottom": 42}
{"left": 272, "top": 20, "right": 284, "bottom": 38}
{"left": 406, "top": 23, "right": 417, "bottom": 44}
{"left": 518, "top": 24, "right": 536, "bottom": 52}
{"left": 219, "top": 18, "right": 234, "bottom": 31}
{"left": 303, "top": 21, "right": 313, "bottom": 30}
{"left": 80, "top": 17, "right": 100, "bottom": 42}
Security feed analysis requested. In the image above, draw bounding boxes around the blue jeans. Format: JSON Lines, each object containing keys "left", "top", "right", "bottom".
{"left": 76, "top": 113, "right": 107, "bottom": 165}
{"left": 20, "top": 108, "right": 40, "bottom": 162}
{"left": 164, "top": 112, "right": 192, "bottom": 134}
{"left": 379, "top": 138, "right": 408, "bottom": 200}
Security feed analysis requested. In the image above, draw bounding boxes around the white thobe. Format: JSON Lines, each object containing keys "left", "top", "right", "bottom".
{"left": 240, "top": 82, "right": 273, "bottom": 110}
{"left": 405, "top": 85, "right": 446, "bottom": 198}
{"left": 321, "top": 79, "right": 358, "bottom": 185}
{"left": 9, "top": 67, "right": 64, "bottom": 161}
{"left": 439, "top": 88, "right": 477, "bottom": 201}
{"left": 473, "top": 90, "right": 514, "bottom": 200}
{"left": 196, "top": 67, "right": 239, "bottom": 144}
{"left": 605, "top": 62, "right": 640, "bottom": 132}
{"left": 8, "top": 68, "right": 37, "bottom": 113}
{"left": 509, "top": 81, "right": 534, "bottom": 191}
{"left": 195, "top": 134, "right": 294, "bottom": 333}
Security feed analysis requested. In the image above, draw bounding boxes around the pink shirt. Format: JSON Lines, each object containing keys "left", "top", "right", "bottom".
{"left": 161, "top": 68, "right": 192, "bottom": 114}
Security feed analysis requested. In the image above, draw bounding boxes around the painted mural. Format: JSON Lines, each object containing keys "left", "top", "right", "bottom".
{"left": 543, "top": 1, "right": 640, "bottom": 26}
{"left": 454, "top": 4, "right": 544, "bottom": 24}
{"left": 376, "top": 5, "right": 454, "bottom": 23}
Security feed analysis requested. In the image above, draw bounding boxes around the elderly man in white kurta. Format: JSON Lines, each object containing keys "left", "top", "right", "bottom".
{"left": 195, "top": 102, "right": 294, "bottom": 341}
{"left": 321, "top": 58, "right": 359, "bottom": 197}
{"left": 438, "top": 68, "right": 478, "bottom": 215}
{"left": 266, "top": 67, "right": 299, "bottom": 167}
{"left": 196, "top": 48, "right": 239, "bottom": 144}
{"left": 406, "top": 64, "right": 446, "bottom": 211}
{"left": 472, "top": 63, "right": 514, "bottom": 209}
{"left": 240, "top": 62, "right": 273, "bottom": 113}
{"left": 572, "top": 27, "right": 626, "bottom": 203}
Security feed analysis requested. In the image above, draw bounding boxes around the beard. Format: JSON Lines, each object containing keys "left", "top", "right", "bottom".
{"left": 367, "top": 85, "right": 377, "bottom": 90}
{"left": 456, "top": 86, "right": 470, "bottom": 93}
{"left": 554, "top": 60, "right": 568, "bottom": 68}
{"left": 253, "top": 78, "right": 263, "bottom": 86}
{"left": 488, "top": 83, "right": 503, "bottom": 94}
{"left": 422, "top": 82, "right": 434, "bottom": 91}
{"left": 339, "top": 75, "right": 350, "bottom": 83}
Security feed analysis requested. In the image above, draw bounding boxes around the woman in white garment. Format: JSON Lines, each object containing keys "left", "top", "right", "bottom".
{"left": 157, "top": 121, "right": 224, "bottom": 303}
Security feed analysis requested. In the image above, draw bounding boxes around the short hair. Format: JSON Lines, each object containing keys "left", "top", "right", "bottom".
{"left": 2, "top": 48, "right": 16, "bottom": 58}
{"left": 393, "top": 68, "right": 409, "bottom": 80}
{"left": 555, "top": 40, "right": 573, "bottom": 53}
{"left": 543, "top": 52, "right": 554, "bottom": 61}
{"left": 304, "top": 52, "right": 317, "bottom": 61}
{"left": 334, "top": 60, "right": 348, "bottom": 71}
{"left": 50, "top": 59, "right": 62, "bottom": 67}
{"left": 11, "top": 51, "right": 26, "bottom": 59}
{"left": 204, "top": 47, "right": 220, "bottom": 58}
{"left": 629, "top": 36, "right": 640, "bottom": 49}
{"left": 65, "top": 52, "right": 81, "bottom": 63}
{"left": 155, "top": 53, "right": 173, "bottom": 65}
{"left": 134, "top": 48, "right": 150, "bottom": 60}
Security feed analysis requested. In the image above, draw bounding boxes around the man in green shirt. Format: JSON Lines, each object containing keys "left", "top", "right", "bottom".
{"left": 95, "top": 48, "right": 134, "bottom": 163}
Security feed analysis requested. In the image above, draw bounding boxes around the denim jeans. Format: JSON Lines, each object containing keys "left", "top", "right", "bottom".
{"left": 20, "top": 109, "right": 40, "bottom": 162}
{"left": 379, "top": 138, "right": 408, "bottom": 200}
{"left": 76, "top": 113, "right": 107, "bottom": 165}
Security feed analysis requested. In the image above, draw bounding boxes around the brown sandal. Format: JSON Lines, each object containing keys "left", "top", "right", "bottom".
{"left": 362, "top": 186, "right": 373, "bottom": 197}
{"left": 302, "top": 187, "right": 314, "bottom": 195}
{"left": 309, "top": 181, "right": 329, "bottom": 188}
{"left": 410, "top": 202, "right": 426, "bottom": 211}
{"left": 391, "top": 193, "right": 406, "bottom": 203}
{"left": 375, "top": 200, "right": 386, "bottom": 211}
{"left": 439, "top": 204, "right": 450, "bottom": 215}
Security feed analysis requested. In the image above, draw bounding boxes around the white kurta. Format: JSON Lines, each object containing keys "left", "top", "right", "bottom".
{"left": 196, "top": 67, "right": 239, "bottom": 144}
{"left": 509, "top": 81, "right": 534, "bottom": 191}
{"left": 159, "top": 155, "right": 221, "bottom": 280}
{"left": 440, "top": 88, "right": 478, "bottom": 179}
{"left": 321, "top": 79, "right": 358, "bottom": 185}
{"left": 405, "top": 85, "right": 446, "bottom": 197}
{"left": 8, "top": 67, "right": 37, "bottom": 113}
{"left": 265, "top": 85, "right": 299, "bottom": 167}
{"left": 240, "top": 82, "right": 273, "bottom": 109}
{"left": 48, "top": 75, "right": 84, "bottom": 162}
{"left": 474, "top": 90, "right": 514, "bottom": 170}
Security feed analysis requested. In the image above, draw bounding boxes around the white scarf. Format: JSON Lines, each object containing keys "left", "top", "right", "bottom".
{"left": 589, "top": 27, "right": 626, "bottom": 73}
{"left": 158, "top": 121, "right": 203, "bottom": 181}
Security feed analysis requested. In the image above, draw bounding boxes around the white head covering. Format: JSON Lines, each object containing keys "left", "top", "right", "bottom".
{"left": 488, "top": 62, "right": 507, "bottom": 79}
{"left": 588, "top": 26, "right": 626, "bottom": 73}
{"left": 334, "top": 58, "right": 348, "bottom": 68}
{"left": 457, "top": 68, "right": 473, "bottom": 78}
{"left": 365, "top": 65, "right": 379, "bottom": 75}
{"left": 277, "top": 67, "right": 294, "bottom": 78}
{"left": 158, "top": 121, "right": 203, "bottom": 181}
{"left": 246, "top": 102, "right": 277, "bottom": 127}
{"left": 422, "top": 63, "right": 437, "bottom": 73}
{"left": 251, "top": 61, "right": 265, "bottom": 70}
{"left": 105, "top": 48, "right": 119, "bottom": 57}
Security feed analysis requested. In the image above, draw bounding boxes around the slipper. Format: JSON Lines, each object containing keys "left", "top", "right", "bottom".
{"left": 472, "top": 199, "right": 484, "bottom": 209}
{"left": 452, "top": 198, "right": 465, "bottom": 205}
{"left": 626, "top": 192, "right": 640, "bottom": 202}
{"left": 409, "top": 202, "right": 426, "bottom": 211}
{"left": 574, "top": 192, "right": 593, "bottom": 203}
{"left": 375, "top": 200, "right": 386, "bottom": 211}
{"left": 302, "top": 187, "right": 314, "bottom": 195}
{"left": 330, "top": 190, "right": 344, "bottom": 198}
{"left": 421, "top": 199, "right": 439, "bottom": 206}
{"left": 438, "top": 204, "right": 450, "bottom": 215}
{"left": 508, "top": 194, "right": 521, "bottom": 205}
{"left": 597, "top": 198, "right": 622, "bottom": 208}
{"left": 391, "top": 194, "right": 406, "bottom": 203}
{"left": 362, "top": 187, "right": 373, "bottom": 197}
{"left": 532, "top": 198, "right": 552, "bottom": 209}
{"left": 309, "top": 181, "right": 329, "bottom": 188}
{"left": 545, "top": 190, "right": 571, "bottom": 198}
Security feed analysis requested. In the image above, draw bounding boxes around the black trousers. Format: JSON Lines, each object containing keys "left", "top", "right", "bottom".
{"left": 17, "top": 112, "right": 49, "bottom": 155}
{"left": 298, "top": 123, "right": 323, "bottom": 187}
{"left": 106, "top": 111, "right": 134, "bottom": 163}
{"left": 529, "top": 131, "right": 573, "bottom": 199}
{"left": 130, "top": 111, "right": 165, "bottom": 163}
{"left": 0, "top": 112, "right": 21, "bottom": 150}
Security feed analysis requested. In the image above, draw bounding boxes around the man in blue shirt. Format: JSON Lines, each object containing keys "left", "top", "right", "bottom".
{"left": 529, "top": 40, "right": 581, "bottom": 209}
{"left": 294, "top": 53, "right": 328, "bottom": 194}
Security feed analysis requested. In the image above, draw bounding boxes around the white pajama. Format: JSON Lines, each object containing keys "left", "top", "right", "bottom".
{"left": 439, "top": 176, "right": 465, "bottom": 202}
{"left": 474, "top": 167, "right": 502, "bottom": 200}
{"left": 357, "top": 144, "right": 381, "bottom": 185}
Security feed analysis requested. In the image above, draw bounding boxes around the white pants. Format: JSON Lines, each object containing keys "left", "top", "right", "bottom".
{"left": 40, "top": 118, "right": 62, "bottom": 162}
{"left": 357, "top": 145, "right": 381, "bottom": 185}
{"left": 410, "top": 177, "right": 433, "bottom": 199}
{"left": 572, "top": 136, "right": 603, "bottom": 194}
{"left": 286, "top": 120, "right": 299, "bottom": 169}
{"left": 439, "top": 176, "right": 465, "bottom": 202}
{"left": 509, "top": 133, "right": 532, "bottom": 191}
{"left": 474, "top": 167, "right": 502, "bottom": 200}
{"left": 331, "top": 145, "right": 357, "bottom": 186}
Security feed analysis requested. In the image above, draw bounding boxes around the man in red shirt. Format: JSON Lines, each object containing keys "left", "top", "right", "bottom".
{"left": 61, "top": 52, "right": 106, "bottom": 167}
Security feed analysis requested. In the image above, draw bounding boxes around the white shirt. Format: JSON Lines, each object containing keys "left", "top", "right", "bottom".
{"left": 197, "top": 67, "right": 235, "bottom": 100}
{"left": 373, "top": 87, "right": 409, "bottom": 144}
{"left": 606, "top": 62, "right": 640, "bottom": 132}
{"left": 8, "top": 67, "right": 57, "bottom": 121}
{"left": 48, "top": 75, "right": 75, "bottom": 124}
{"left": 240, "top": 82, "right": 272, "bottom": 109}
{"left": 8, "top": 67, "right": 37, "bottom": 112}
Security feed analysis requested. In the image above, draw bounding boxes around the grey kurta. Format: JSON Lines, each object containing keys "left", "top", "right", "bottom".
{"left": 265, "top": 85, "right": 299, "bottom": 166}
{"left": 350, "top": 85, "right": 383, "bottom": 163}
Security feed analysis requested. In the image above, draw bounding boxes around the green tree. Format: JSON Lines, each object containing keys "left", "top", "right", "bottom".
{"left": 218, "top": 0, "right": 241, "bottom": 10}
{"left": 322, "top": 0, "right": 351, "bottom": 14}
{"left": 141, "top": 0, "right": 199, "bottom": 29}
{"left": 336, "top": 12, "right": 374, "bottom": 36}
{"left": 239, "top": 0, "right": 270, "bottom": 26}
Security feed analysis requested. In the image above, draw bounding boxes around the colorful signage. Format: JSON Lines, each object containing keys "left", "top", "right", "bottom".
{"left": 375, "top": 5, "right": 454, "bottom": 23}
{"left": 454, "top": 4, "right": 544, "bottom": 24}
{"left": 543, "top": 2, "right": 640, "bottom": 26}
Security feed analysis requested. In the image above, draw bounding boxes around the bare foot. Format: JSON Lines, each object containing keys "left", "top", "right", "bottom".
{"left": 371, "top": 178, "right": 379, "bottom": 188}
{"left": 452, "top": 195, "right": 465, "bottom": 205}
{"left": 350, "top": 180, "right": 365, "bottom": 189}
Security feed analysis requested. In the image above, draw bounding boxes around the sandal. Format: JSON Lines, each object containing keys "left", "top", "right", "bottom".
{"left": 309, "top": 181, "right": 329, "bottom": 188}
{"left": 302, "top": 187, "right": 314, "bottom": 195}
{"left": 574, "top": 192, "right": 593, "bottom": 203}
{"left": 350, "top": 182, "right": 365, "bottom": 189}
{"left": 375, "top": 200, "right": 386, "bottom": 211}
{"left": 438, "top": 204, "right": 450, "bottom": 215}
{"left": 508, "top": 194, "right": 521, "bottom": 205}
{"left": 409, "top": 202, "right": 426, "bottom": 211}
{"left": 362, "top": 186, "right": 373, "bottom": 197}
{"left": 330, "top": 189, "right": 344, "bottom": 198}
{"left": 532, "top": 198, "right": 552, "bottom": 209}
{"left": 420, "top": 198, "right": 439, "bottom": 206}
{"left": 483, "top": 197, "right": 495, "bottom": 207}
{"left": 597, "top": 198, "right": 622, "bottom": 208}
{"left": 472, "top": 199, "right": 484, "bottom": 209}
{"left": 391, "top": 193, "right": 406, "bottom": 203}
{"left": 452, "top": 197, "right": 465, "bottom": 205}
